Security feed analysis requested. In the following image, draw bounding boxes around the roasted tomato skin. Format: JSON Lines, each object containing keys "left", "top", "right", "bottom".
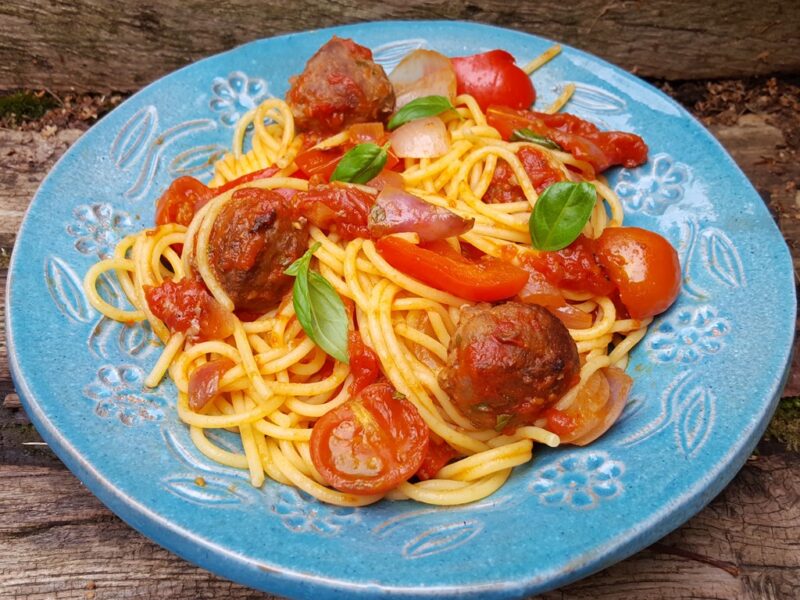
{"left": 144, "top": 277, "right": 234, "bottom": 342}
{"left": 595, "top": 226, "right": 681, "bottom": 320}
{"left": 295, "top": 181, "right": 375, "bottom": 240}
{"left": 347, "top": 331, "right": 381, "bottom": 396}
{"left": 415, "top": 435, "right": 457, "bottom": 481}
{"left": 483, "top": 146, "right": 565, "bottom": 203}
{"left": 523, "top": 235, "right": 615, "bottom": 297}
{"left": 154, "top": 176, "right": 214, "bottom": 227}
{"left": 310, "top": 383, "right": 429, "bottom": 495}
{"left": 486, "top": 106, "right": 648, "bottom": 174}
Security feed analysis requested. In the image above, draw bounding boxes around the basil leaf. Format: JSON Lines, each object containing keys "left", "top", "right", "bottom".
{"left": 330, "top": 143, "right": 387, "bottom": 184}
{"left": 511, "top": 128, "right": 562, "bottom": 151}
{"left": 529, "top": 182, "right": 597, "bottom": 251}
{"left": 287, "top": 243, "right": 349, "bottom": 364}
{"left": 387, "top": 95, "right": 455, "bottom": 130}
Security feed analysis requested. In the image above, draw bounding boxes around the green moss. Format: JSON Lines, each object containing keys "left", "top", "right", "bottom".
{"left": 765, "top": 396, "right": 800, "bottom": 451}
{"left": 0, "top": 91, "right": 57, "bottom": 122}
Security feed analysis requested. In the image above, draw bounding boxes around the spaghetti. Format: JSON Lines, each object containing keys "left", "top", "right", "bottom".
{"left": 84, "top": 42, "right": 671, "bottom": 507}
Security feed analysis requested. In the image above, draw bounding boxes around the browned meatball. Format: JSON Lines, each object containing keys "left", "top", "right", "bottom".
{"left": 287, "top": 36, "right": 395, "bottom": 134}
{"left": 438, "top": 303, "right": 580, "bottom": 430}
{"left": 208, "top": 188, "right": 308, "bottom": 313}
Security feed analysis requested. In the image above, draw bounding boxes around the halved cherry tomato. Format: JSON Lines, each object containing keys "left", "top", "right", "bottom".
{"left": 154, "top": 176, "right": 214, "bottom": 226}
{"left": 595, "top": 226, "right": 681, "bottom": 320}
{"left": 144, "top": 277, "right": 235, "bottom": 342}
{"left": 415, "top": 435, "right": 457, "bottom": 481}
{"left": 310, "top": 382, "right": 429, "bottom": 495}
{"left": 451, "top": 50, "right": 535, "bottom": 110}
{"left": 348, "top": 331, "right": 381, "bottom": 396}
{"left": 376, "top": 237, "right": 528, "bottom": 302}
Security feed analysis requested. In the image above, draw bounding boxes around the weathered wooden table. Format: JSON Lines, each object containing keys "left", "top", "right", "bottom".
{"left": 2, "top": 3, "right": 799, "bottom": 598}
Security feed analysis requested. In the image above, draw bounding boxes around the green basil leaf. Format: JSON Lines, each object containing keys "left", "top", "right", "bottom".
{"left": 529, "top": 182, "right": 597, "bottom": 251}
{"left": 511, "top": 128, "right": 562, "bottom": 151}
{"left": 330, "top": 142, "right": 387, "bottom": 184}
{"left": 387, "top": 95, "right": 455, "bottom": 130}
{"left": 287, "top": 243, "right": 349, "bottom": 364}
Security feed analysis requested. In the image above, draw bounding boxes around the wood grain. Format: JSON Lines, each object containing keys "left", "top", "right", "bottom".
{"left": 1, "top": 0, "right": 799, "bottom": 93}
{"left": 1, "top": 453, "right": 797, "bottom": 599}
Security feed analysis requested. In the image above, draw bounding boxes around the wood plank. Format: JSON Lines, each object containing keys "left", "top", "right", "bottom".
{"left": 1, "top": 88, "right": 798, "bottom": 598}
{"left": 1, "top": 0, "right": 798, "bottom": 93}
{"left": 1, "top": 453, "right": 797, "bottom": 599}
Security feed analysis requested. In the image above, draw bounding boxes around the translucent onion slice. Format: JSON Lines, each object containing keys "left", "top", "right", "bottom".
{"left": 569, "top": 367, "right": 632, "bottom": 446}
{"left": 390, "top": 116, "right": 449, "bottom": 159}
{"left": 389, "top": 49, "right": 457, "bottom": 109}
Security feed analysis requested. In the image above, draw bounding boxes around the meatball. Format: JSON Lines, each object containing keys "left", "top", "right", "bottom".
{"left": 287, "top": 36, "right": 395, "bottom": 134}
{"left": 438, "top": 302, "right": 580, "bottom": 430}
{"left": 208, "top": 188, "right": 308, "bottom": 313}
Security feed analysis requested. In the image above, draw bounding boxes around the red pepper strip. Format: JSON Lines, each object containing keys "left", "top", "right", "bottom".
{"left": 375, "top": 237, "right": 528, "bottom": 302}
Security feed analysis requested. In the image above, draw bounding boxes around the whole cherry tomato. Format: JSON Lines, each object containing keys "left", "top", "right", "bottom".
{"left": 310, "top": 383, "right": 429, "bottom": 495}
{"left": 595, "top": 226, "right": 681, "bottom": 320}
{"left": 451, "top": 50, "right": 535, "bottom": 110}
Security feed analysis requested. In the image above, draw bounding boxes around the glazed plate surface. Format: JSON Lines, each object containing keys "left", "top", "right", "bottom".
{"left": 7, "top": 20, "right": 795, "bottom": 599}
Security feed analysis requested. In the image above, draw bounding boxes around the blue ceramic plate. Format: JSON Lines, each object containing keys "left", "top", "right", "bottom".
{"left": 7, "top": 21, "right": 795, "bottom": 599}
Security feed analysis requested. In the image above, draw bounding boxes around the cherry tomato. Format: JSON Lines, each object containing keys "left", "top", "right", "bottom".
{"left": 595, "top": 226, "right": 681, "bottom": 320}
{"left": 415, "top": 435, "right": 457, "bottom": 481}
{"left": 376, "top": 237, "right": 529, "bottom": 302}
{"left": 348, "top": 331, "right": 381, "bottom": 396}
{"left": 154, "top": 176, "right": 214, "bottom": 226}
{"left": 522, "top": 235, "right": 615, "bottom": 297}
{"left": 451, "top": 50, "right": 535, "bottom": 110}
{"left": 310, "top": 383, "right": 429, "bottom": 495}
{"left": 144, "top": 277, "right": 235, "bottom": 342}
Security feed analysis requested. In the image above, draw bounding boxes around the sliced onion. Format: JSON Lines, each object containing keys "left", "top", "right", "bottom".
{"left": 390, "top": 116, "right": 449, "bottom": 159}
{"left": 188, "top": 358, "right": 233, "bottom": 411}
{"left": 570, "top": 367, "right": 632, "bottom": 446}
{"left": 389, "top": 49, "right": 457, "bottom": 109}
{"left": 558, "top": 370, "right": 609, "bottom": 444}
{"left": 368, "top": 186, "right": 474, "bottom": 242}
{"left": 367, "top": 169, "right": 405, "bottom": 192}
{"left": 548, "top": 304, "right": 593, "bottom": 330}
